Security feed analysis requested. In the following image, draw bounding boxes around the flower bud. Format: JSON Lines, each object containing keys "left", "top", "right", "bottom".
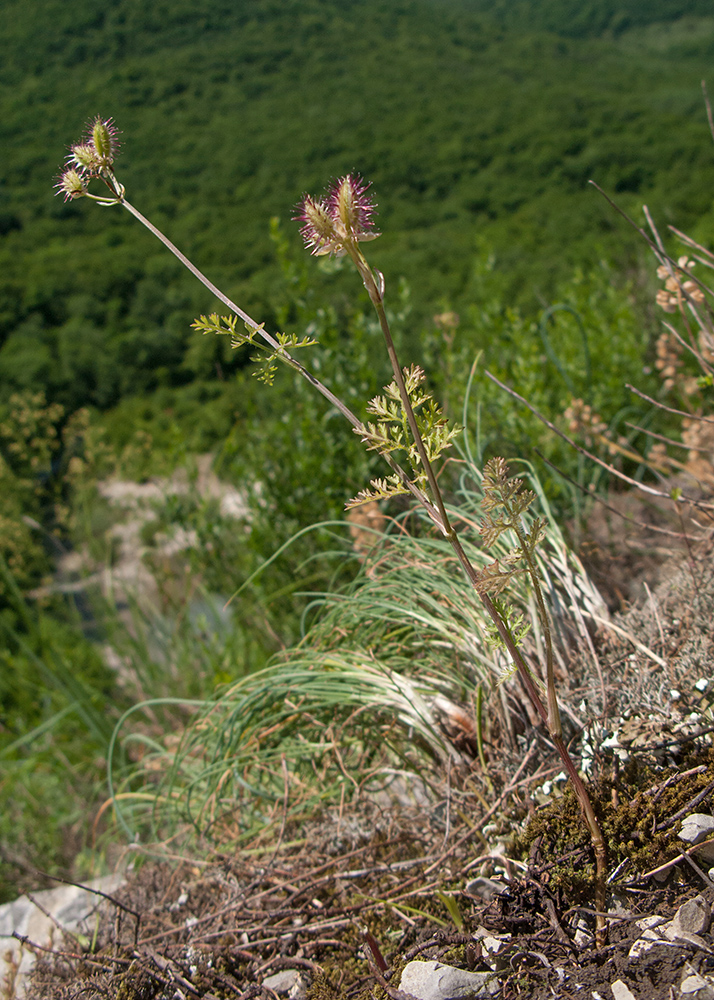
{"left": 84, "top": 117, "right": 120, "bottom": 171}
{"left": 70, "top": 143, "right": 102, "bottom": 174}
{"left": 295, "top": 174, "right": 379, "bottom": 257}
{"left": 55, "top": 168, "right": 88, "bottom": 201}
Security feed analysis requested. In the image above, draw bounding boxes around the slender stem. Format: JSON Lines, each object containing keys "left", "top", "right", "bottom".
{"left": 95, "top": 181, "right": 607, "bottom": 943}
{"left": 350, "top": 250, "right": 452, "bottom": 535}
{"left": 511, "top": 519, "right": 560, "bottom": 737}
{"left": 351, "top": 246, "right": 607, "bottom": 944}
{"left": 120, "top": 201, "right": 357, "bottom": 425}
{"left": 117, "top": 195, "right": 442, "bottom": 524}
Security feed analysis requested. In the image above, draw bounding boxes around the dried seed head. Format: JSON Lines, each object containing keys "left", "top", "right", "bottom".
{"left": 563, "top": 397, "right": 606, "bottom": 448}
{"left": 328, "top": 175, "right": 377, "bottom": 238}
{"left": 87, "top": 116, "right": 120, "bottom": 169}
{"left": 682, "top": 280, "right": 705, "bottom": 304}
{"left": 55, "top": 168, "right": 88, "bottom": 201}
{"left": 655, "top": 288, "right": 678, "bottom": 314}
{"left": 295, "top": 174, "right": 379, "bottom": 257}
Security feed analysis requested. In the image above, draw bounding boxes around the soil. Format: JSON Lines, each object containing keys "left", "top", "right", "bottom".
{"left": 23, "top": 490, "right": 714, "bottom": 1000}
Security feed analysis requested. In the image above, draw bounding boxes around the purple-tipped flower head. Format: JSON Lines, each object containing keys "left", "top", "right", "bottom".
{"left": 70, "top": 143, "right": 102, "bottom": 175}
{"left": 89, "top": 116, "right": 120, "bottom": 166}
{"left": 55, "top": 116, "right": 124, "bottom": 203}
{"left": 297, "top": 195, "right": 340, "bottom": 256}
{"left": 55, "top": 168, "right": 88, "bottom": 202}
{"left": 329, "top": 175, "right": 376, "bottom": 238}
{"left": 67, "top": 117, "right": 121, "bottom": 178}
{"left": 295, "top": 174, "right": 379, "bottom": 257}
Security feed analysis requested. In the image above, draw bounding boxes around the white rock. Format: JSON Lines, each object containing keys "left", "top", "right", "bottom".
{"left": 680, "top": 972, "right": 714, "bottom": 999}
{"left": 263, "top": 970, "right": 306, "bottom": 998}
{"left": 0, "top": 875, "right": 123, "bottom": 998}
{"left": 667, "top": 895, "right": 710, "bottom": 938}
{"left": 635, "top": 915, "right": 667, "bottom": 932}
{"left": 610, "top": 980, "right": 637, "bottom": 1000}
{"left": 479, "top": 935, "right": 510, "bottom": 972}
{"left": 628, "top": 916, "right": 671, "bottom": 960}
{"left": 463, "top": 878, "right": 507, "bottom": 901}
{"left": 679, "top": 814, "right": 714, "bottom": 845}
{"left": 399, "top": 960, "right": 499, "bottom": 999}
{"left": 573, "top": 915, "right": 594, "bottom": 949}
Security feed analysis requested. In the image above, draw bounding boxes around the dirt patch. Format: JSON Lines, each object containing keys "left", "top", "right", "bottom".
{"left": 25, "top": 743, "right": 714, "bottom": 999}
{"left": 22, "top": 500, "right": 714, "bottom": 1000}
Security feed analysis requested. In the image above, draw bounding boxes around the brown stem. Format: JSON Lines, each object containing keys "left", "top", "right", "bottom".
{"left": 101, "top": 190, "right": 608, "bottom": 944}
{"left": 350, "top": 251, "right": 452, "bottom": 535}
{"left": 350, "top": 254, "right": 611, "bottom": 942}
{"left": 510, "top": 518, "right": 560, "bottom": 737}
{"left": 117, "top": 197, "right": 443, "bottom": 523}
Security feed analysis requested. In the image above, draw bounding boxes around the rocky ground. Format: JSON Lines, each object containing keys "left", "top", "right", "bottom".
{"left": 5, "top": 487, "right": 714, "bottom": 1000}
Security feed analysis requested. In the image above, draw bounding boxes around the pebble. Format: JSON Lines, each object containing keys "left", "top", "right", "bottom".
{"left": 399, "top": 959, "right": 499, "bottom": 999}
{"left": 628, "top": 895, "right": 713, "bottom": 966}
{"left": 666, "top": 895, "right": 711, "bottom": 939}
{"left": 610, "top": 980, "right": 638, "bottom": 1000}
{"left": 263, "top": 969, "right": 306, "bottom": 998}
{"left": 679, "top": 814, "right": 714, "bottom": 846}
{"left": 680, "top": 971, "right": 714, "bottom": 999}
{"left": 0, "top": 875, "right": 123, "bottom": 999}
{"left": 463, "top": 878, "right": 508, "bottom": 902}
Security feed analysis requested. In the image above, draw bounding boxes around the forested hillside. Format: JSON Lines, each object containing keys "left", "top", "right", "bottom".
{"left": 1, "top": 0, "right": 713, "bottom": 412}
{"left": 2, "top": 0, "right": 714, "bottom": 910}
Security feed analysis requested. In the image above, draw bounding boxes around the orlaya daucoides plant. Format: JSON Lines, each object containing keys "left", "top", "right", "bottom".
{"left": 57, "top": 118, "right": 608, "bottom": 942}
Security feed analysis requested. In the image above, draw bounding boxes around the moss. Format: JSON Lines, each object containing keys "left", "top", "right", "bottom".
{"left": 513, "top": 745, "right": 714, "bottom": 904}
{"left": 307, "top": 971, "right": 341, "bottom": 1000}
{"left": 114, "top": 964, "right": 159, "bottom": 1000}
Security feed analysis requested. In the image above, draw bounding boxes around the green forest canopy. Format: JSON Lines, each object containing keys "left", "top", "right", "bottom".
{"left": 1, "top": 0, "right": 713, "bottom": 412}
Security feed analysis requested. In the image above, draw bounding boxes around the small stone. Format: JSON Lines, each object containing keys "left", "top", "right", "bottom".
{"left": 669, "top": 930, "right": 710, "bottom": 950}
{"left": 628, "top": 917, "right": 671, "bottom": 960}
{"left": 611, "top": 980, "right": 637, "bottom": 1000}
{"left": 679, "top": 814, "right": 714, "bottom": 846}
{"left": 399, "top": 959, "right": 499, "bottom": 1000}
{"left": 635, "top": 915, "right": 667, "bottom": 932}
{"left": 463, "top": 878, "right": 507, "bottom": 902}
{"left": 680, "top": 972, "right": 714, "bottom": 999}
{"left": 573, "top": 917, "right": 593, "bottom": 949}
{"left": 263, "top": 970, "right": 305, "bottom": 998}
{"left": 695, "top": 678, "right": 710, "bottom": 693}
{"left": 668, "top": 895, "right": 710, "bottom": 938}
{"left": 479, "top": 935, "right": 510, "bottom": 971}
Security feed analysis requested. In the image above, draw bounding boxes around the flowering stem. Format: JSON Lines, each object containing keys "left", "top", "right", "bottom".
{"left": 60, "top": 138, "right": 607, "bottom": 941}
{"left": 350, "top": 240, "right": 607, "bottom": 946}
{"left": 351, "top": 250, "right": 452, "bottom": 534}
{"left": 510, "top": 519, "right": 560, "bottom": 736}
{"left": 116, "top": 198, "right": 442, "bottom": 523}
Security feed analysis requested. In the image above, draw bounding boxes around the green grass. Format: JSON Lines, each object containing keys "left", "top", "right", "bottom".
{"left": 106, "top": 433, "right": 606, "bottom": 851}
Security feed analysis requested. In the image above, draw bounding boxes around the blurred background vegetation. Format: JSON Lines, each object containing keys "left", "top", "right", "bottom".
{"left": 1, "top": 0, "right": 713, "bottom": 902}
